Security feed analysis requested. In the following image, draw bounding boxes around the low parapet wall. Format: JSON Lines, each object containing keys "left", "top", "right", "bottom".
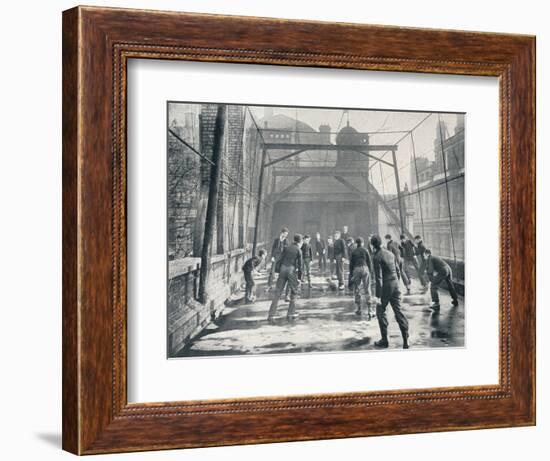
{"left": 167, "top": 243, "right": 264, "bottom": 356}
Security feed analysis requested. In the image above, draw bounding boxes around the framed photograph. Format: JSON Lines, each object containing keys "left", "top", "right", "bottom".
{"left": 62, "top": 6, "right": 535, "bottom": 455}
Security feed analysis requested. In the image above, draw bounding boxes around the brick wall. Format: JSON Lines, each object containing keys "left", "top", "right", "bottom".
{"left": 167, "top": 121, "right": 201, "bottom": 259}
{"left": 167, "top": 103, "right": 263, "bottom": 356}
{"left": 225, "top": 105, "right": 246, "bottom": 250}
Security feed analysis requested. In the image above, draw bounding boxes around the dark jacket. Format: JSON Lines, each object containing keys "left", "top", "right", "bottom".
{"left": 301, "top": 242, "right": 313, "bottom": 261}
{"left": 366, "top": 243, "right": 374, "bottom": 257}
{"left": 386, "top": 240, "right": 402, "bottom": 262}
{"left": 313, "top": 237, "right": 325, "bottom": 255}
{"left": 342, "top": 233, "right": 352, "bottom": 257}
{"left": 334, "top": 238, "right": 347, "bottom": 258}
{"left": 277, "top": 243, "right": 303, "bottom": 278}
{"left": 415, "top": 241, "right": 427, "bottom": 258}
{"left": 373, "top": 247, "right": 400, "bottom": 297}
{"left": 327, "top": 243, "right": 335, "bottom": 259}
{"left": 349, "top": 246, "right": 372, "bottom": 274}
{"left": 426, "top": 255, "right": 451, "bottom": 278}
{"left": 271, "top": 237, "right": 288, "bottom": 260}
{"left": 400, "top": 239, "right": 416, "bottom": 259}
{"left": 242, "top": 256, "right": 261, "bottom": 273}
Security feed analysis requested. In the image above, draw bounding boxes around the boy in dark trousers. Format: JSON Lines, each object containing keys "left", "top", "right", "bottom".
{"left": 385, "top": 233, "right": 411, "bottom": 295}
{"left": 313, "top": 232, "right": 327, "bottom": 274}
{"left": 301, "top": 234, "right": 313, "bottom": 287}
{"left": 424, "top": 248, "right": 459, "bottom": 311}
{"left": 242, "top": 249, "right": 266, "bottom": 303}
{"left": 371, "top": 234, "right": 410, "bottom": 349}
{"left": 349, "top": 237, "right": 374, "bottom": 318}
{"left": 400, "top": 234, "right": 428, "bottom": 289}
{"left": 267, "top": 227, "right": 289, "bottom": 290}
{"left": 333, "top": 230, "right": 347, "bottom": 290}
{"left": 326, "top": 236, "right": 335, "bottom": 277}
{"left": 414, "top": 235, "right": 428, "bottom": 281}
{"left": 268, "top": 234, "right": 303, "bottom": 322}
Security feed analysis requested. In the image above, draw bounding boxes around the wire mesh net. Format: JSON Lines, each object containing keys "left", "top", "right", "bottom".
{"left": 167, "top": 103, "right": 465, "bottom": 281}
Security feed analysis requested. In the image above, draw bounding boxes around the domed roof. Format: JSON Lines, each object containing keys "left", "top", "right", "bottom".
{"left": 338, "top": 125, "right": 358, "bottom": 134}
{"left": 336, "top": 124, "right": 368, "bottom": 146}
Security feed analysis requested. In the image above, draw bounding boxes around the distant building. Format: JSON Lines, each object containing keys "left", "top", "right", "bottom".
{"left": 410, "top": 116, "right": 465, "bottom": 264}
{"left": 381, "top": 182, "right": 417, "bottom": 238}
{"left": 260, "top": 111, "right": 378, "bottom": 240}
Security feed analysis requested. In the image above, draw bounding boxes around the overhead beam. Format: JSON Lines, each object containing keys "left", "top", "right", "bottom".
{"left": 264, "top": 146, "right": 394, "bottom": 168}
{"left": 350, "top": 149, "right": 394, "bottom": 167}
{"left": 264, "top": 143, "right": 397, "bottom": 152}
{"left": 264, "top": 148, "right": 310, "bottom": 168}
{"left": 273, "top": 167, "right": 367, "bottom": 177}
{"left": 270, "top": 176, "right": 309, "bottom": 203}
{"left": 271, "top": 192, "right": 367, "bottom": 202}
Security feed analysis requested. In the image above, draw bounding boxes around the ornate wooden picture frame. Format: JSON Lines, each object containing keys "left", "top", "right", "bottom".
{"left": 62, "top": 5, "right": 535, "bottom": 455}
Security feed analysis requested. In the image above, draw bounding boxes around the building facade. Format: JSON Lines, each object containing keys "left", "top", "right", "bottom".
{"left": 410, "top": 116, "right": 465, "bottom": 277}
{"left": 262, "top": 111, "right": 379, "bottom": 241}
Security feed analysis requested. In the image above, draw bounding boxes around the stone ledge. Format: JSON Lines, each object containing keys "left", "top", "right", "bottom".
{"left": 168, "top": 243, "right": 265, "bottom": 279}
{"left": 168, "top": 257, "right": 200, "bottom": 279}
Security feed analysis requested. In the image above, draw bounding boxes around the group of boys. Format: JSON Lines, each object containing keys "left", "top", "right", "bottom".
{"left": 241, "top": 226, "right": 460, "bottom": 350}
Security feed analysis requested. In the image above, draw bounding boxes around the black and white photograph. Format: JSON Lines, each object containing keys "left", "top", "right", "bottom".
{"left": 167, "top": 102, "right": 465, "bottom": 358}
{"left": 2, "top": 0, "right": 543, "bottom": 458}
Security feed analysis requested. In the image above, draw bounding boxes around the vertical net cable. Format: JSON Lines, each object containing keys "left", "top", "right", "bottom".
{"left": 438, "top": 114, "right": 458, "bottom": 270}
{"left": 410, "top": 130, "right": 426, "bottom": 239}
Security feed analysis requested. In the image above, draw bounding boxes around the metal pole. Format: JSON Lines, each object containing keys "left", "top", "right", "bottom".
{"left": 391, "top": 148, "right": 406, "bottom": 235}
{"left": 364, "top": 174, "right": 374, "bottom": 234}
{"left": 252, "top": 145, "right": 267, "bottom": 256}
{"left": 198, "top": 104, "right": 227, "bottom": 304}
{"left": 438, "top": 114, "right": 458, "bottom": 269}
{"left": 410, "top": 131, "right": 426, "bottom": 238}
